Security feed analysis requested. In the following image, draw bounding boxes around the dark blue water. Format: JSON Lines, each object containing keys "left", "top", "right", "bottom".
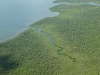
{"left": 0, "top": 0, "right": 59, "bottom": 42}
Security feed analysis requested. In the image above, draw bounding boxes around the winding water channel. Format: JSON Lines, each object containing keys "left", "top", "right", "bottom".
{"left": 32, "top": 27, "right": 75, "bottom": 62}
{"left": 1, "top": 1, "right": 100, "bottom": 61}
{"left": 32, "top": 2, "right": 100, "bottom": 62}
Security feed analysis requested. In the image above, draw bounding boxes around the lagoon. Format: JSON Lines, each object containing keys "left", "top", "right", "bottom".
{"left": 0, "top": 0, "right": 58, "bottom": 42}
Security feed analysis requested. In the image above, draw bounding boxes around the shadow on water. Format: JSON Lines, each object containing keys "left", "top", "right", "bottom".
{"left": 0, "top": 54, "right": 19, "bottom": 74}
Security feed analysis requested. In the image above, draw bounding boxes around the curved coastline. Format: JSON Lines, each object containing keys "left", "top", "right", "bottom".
{"left": 0, "top": 0, "right": 59, "bottom": 43}
{"left": 0, "top": 1, "right": 100, "bottom": 43}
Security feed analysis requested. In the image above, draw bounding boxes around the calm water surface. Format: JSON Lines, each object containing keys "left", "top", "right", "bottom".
{"left": 0, "top": 0, "right": 99, "bottom": 43}
{"left": 0, "top": 0, "right": 58, "bottom": 42}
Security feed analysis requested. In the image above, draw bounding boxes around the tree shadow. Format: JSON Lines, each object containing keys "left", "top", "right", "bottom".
{"left": 0, "top": 54, "right": 19, "bottom": 74}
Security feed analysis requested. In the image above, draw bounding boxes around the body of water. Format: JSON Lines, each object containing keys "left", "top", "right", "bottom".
{"left": 0, "top": 0, "right": 58, "bottom": 42}
{"left": 0, "top": 0, "right": 99, "bottom": 43}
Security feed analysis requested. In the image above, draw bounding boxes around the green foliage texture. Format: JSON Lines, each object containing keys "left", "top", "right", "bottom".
{"left": 0, "top": 0, "right": 100, "bottom": 75}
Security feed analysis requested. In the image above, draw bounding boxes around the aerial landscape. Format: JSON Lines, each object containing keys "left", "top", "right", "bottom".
{"left": 0, "top": 0, "right": 100, "bottom": 75}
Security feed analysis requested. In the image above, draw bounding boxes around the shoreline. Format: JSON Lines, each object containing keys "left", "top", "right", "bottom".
{"left": 0, "top": 1, "right": 100, "bottom": 43}
{"left": 0, "top": 0, "right": 59, "bottom": 43}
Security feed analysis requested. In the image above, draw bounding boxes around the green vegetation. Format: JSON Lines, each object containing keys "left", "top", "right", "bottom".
{"left": 0, "top": 29, "right": 62, "bottom": 75}
{"left": 53, "top": 0, "right": 100, "bottom": 3}
{"left": 31, "top": 2, "right": 100, "bottom": 75}
{"left": 0, "top": 0, "right": 100, "bottom": 75}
